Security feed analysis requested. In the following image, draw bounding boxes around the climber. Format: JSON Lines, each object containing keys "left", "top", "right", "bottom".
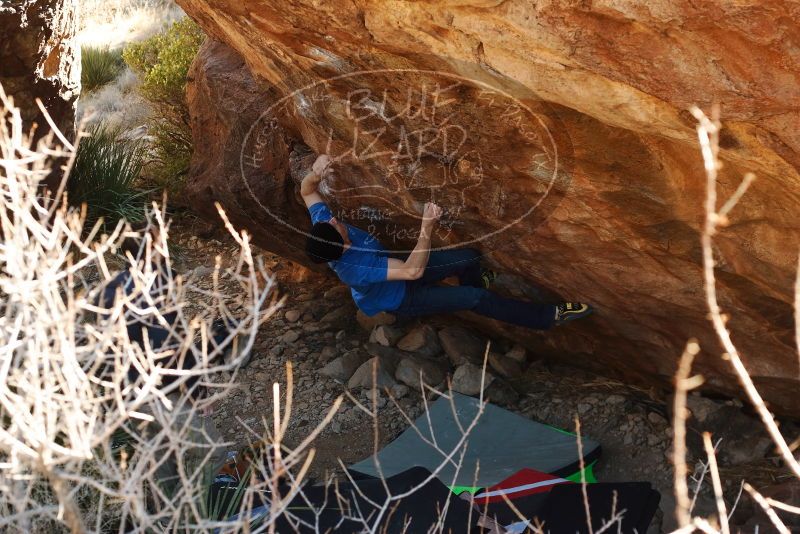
{"left": 300, "top": 154, "right": 593, "bottom": 329}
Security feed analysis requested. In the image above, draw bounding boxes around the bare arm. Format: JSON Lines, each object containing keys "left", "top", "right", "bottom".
{"left": 300, "top": 155, "right": 332, "bottom": 208}
{"left": 300, "top": 172, "right": 323, "bottom": 208}
{"left": 387, "top": 203, "right": 442, "bottom": 281}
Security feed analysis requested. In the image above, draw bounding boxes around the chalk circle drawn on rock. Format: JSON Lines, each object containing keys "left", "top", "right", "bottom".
{"left": 239, "top": 68, "right": 571, "bottom": 255}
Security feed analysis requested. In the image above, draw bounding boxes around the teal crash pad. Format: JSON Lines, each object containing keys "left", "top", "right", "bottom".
{"left": 349, "top": 392, "right": 601, "bottom": 489}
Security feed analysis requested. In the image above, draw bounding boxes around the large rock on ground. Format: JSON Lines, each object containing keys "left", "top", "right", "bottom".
{"left": 181, "top": 3, "right": 800, "bottom": 414}
{"left": 438, "top": 326, "right": 489, "bottom": 367}
{"left": 355, "top": 310, "right": 396, "bottom": 332}
{"left": 733, "top": 481, "right": 800, "bottom": 532}
{"left": 394, "top": 356, "right": 447, "bottom": 390}
{"left": 0, "top": 0, "right": 79, "bottom": 140}
{"left": 347, "top": 356, "right": 397, "bottom": 390}
{"left": 369, "top": 324, "right": 403, "bottom": 347}
{"left": 451, "top": 363, "right": 494, "bottom": 397}
{"left": 684, "top": 395, "right": 773, "bottom": 467}
{"left": 488, "top": 352, "right": 522, "bottom": 379}
{"left": 319, "top": 350, "right": 369, "bottom": 382}
{"left": 396, "top": 324, "right": 441, "bottom": 357}
{"left": 484, "top": 379, "right": 520, "bottom": 407}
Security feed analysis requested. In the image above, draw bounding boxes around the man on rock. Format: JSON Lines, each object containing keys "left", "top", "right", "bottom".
{"left": 300, "top": 154, "right": 593, "bottom": 329}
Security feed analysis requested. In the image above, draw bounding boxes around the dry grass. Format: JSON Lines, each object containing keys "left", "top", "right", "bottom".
{"left": 77, "top": 0, "right": 185, "bottom": 49}
{"left": 76, "top": 67, "right": 151, "bottom": 132}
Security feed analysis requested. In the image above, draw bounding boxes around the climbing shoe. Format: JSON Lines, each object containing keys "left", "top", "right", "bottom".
{"left": 553, "top": 302, "right": 593, "bottom": 325}
{"left": 481, "top": 269, "right": 497, "bottom": 289}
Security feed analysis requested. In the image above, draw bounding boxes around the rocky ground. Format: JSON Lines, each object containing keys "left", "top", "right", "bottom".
{"left": 166, "top": 215, "right": 796, "bottom": 533}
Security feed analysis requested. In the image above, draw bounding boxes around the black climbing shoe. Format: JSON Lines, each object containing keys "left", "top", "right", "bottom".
{"left": 554, "top": 302, "right": 593, "bottom": 325}
{"left": 481, "top": 269, "right": 497, "bottom": 289}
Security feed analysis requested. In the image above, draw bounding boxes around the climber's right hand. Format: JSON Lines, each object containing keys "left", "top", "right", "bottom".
{"left": 422, "top": 202, "right": 443, "bottom": 229}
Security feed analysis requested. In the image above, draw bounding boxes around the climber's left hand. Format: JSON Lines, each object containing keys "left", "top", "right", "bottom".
{"left": 312, "top": 154, "right": 332, "bottom": 177}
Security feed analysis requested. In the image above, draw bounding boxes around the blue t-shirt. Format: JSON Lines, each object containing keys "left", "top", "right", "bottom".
{"left": 309, "top": 202, "right": 405, "bottom": 316}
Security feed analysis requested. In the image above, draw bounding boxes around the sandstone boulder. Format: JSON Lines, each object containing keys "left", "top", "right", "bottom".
{"left": 319, "top": 305, "right": 352, "bottom": 325}
{"left": 319, "top": 350, "right": 368, "bottom": 382}
{"left": 451, "top": 363, "right": 494, "bottom": 397}
{"left": 0, "top": 0, "right": 79, "bottom": 139}
{"left": 347, "top": 356, "right": 397, "bottom": 390}
{"left": 281, "top": 330, "right": 299, "bottom": 344}
{"left": 396, "top": 324, "right": 441, "bottom": 357}
{"left": 369, "top": 325, "right": 404, "bottom": 347}
{"left": 484, "top": 379, "right": 520, "bottom": 407}
{"left": 181, "top": 1, "right": 800, "bottom": 414}
{"left": 362, "top": 343, "right": 407, "bottom": 363}
{"left": 323, "top": 285, "right": 349, "bottom": 300}
{"left": 488, "top": 352, "right": 522, "bottom": 379}
{"left": 319, "top": 345, "right": 337, "bottom": 363}
{"left": 355, "top": 310, "right": 396, "bottom": 332}
{"left": 733, "top": 481, "right": 800, "bottom": 532}
{"left": 685, "top": 396, "right": 773, "bottom": 467}
{"left": 505, "top": 345, "right": 528, "bottom": 365}
{"left": 438, "top": 327, "right": 488, "bottom": 367}
{"left": 389, "top": 383, "right": 409, "bottom": 400}
{"left": 394, "top": 356, "right": 447, "bottom": 390}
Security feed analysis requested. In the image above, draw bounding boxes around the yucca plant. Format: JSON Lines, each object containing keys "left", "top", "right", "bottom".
{"left": 203, "top": 465, "right": 254, "bottom": 522}
{"left": 69, "top": 124, "right": 150, "bottom": 227}
{"left": 81, "top": 46, "right": 124, "bottom": 92}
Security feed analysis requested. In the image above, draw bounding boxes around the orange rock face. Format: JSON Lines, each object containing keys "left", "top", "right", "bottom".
{"left": 181, "top": 2, "right": 800, "bottom": 413}
{"left": 0, "top": 0, "right": 79, "bottom": 138}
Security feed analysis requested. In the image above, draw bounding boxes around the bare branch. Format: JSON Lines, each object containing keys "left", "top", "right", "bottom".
{"left": 702, "top": 433, "right": 729, "bottom": 534}
{"left": 575, "top": 416, "right": 593, "bottom": 534}
{"left": 744, "top": 483, "right": 791, "bottom": 534}
{"left": 692, "top": 106, "right": 800, "bottom": 479}
{"left": 795, "top": 254, "right": 800, "bottom": 380}
{"left": 673, "top": 339, "right": 702, "bottom": 528}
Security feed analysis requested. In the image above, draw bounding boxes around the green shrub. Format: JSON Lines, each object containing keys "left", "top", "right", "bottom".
{"left": 123, "top": 17, "right": 205, "bottom": 194}
{"left": 69, "top": 124, "right": 150, "bottom": 226}
{"left": 123, "top": 17, "right": 204, "bottom": 106}
{"left": 81, "top": 46, "right": 124, "bottom": 92}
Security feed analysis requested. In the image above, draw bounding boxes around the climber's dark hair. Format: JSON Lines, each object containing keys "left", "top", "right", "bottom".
{"left": 306, "top": 222, "right": 344, "bottom": 263}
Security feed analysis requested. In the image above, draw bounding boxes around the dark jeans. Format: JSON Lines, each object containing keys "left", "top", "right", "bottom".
{"left": 392, "top": 249, "right": 555, "bottom": 330}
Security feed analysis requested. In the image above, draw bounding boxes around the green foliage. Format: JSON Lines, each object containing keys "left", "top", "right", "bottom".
{"left": 81, "top": 46, "right": 124, "bottom": 92}
{"left": 69, "top": 124, "right": 150, "bottom": 227}
{"left": 123, "top": 18, "right": 205, "bottom": 193}
{"left": 203, "top": 464, "right": 252, "bottom": 522}
{"left": 146, "top": 110, "right": 194, "bottom": 194}
{"left": 123, "top": 17, "right": 204, "bottom": 106}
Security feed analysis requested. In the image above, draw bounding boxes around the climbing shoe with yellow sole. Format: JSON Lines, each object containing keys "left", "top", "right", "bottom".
{"left": 554, "top": 302, "right": 593, "bottom": 325}
{"left": 481, "top": 269, "right": 497, "bottom": 289}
